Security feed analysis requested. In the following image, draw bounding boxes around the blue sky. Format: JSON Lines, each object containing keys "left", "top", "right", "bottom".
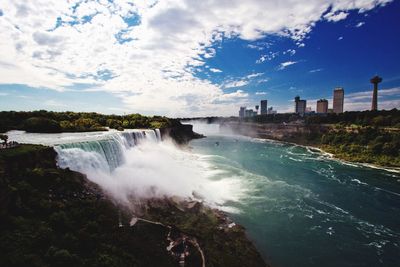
{"left": 0, "top": 0, "right": 399, "bottom": 116}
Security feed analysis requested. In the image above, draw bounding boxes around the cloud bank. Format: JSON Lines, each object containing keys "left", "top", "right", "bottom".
{"left": 0, "top": 0, "right": 393, "bottom": 116}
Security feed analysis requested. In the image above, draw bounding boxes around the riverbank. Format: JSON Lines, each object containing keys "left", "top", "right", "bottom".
{"left": 0, "top": 144, "right": 268, "bottom": 267}
{"left": 221, "top": 121, "right": 400, "bottom": 170}
{"left": 272, "top": 139, "right": 400, "bottom": 174}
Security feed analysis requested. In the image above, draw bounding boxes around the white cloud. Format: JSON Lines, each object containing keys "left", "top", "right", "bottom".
{"left": 209, "top": 68, "right": 222, "bottom": 73}
{"left": 283, "top": 49, "right": 296, "bottom": 56}
{"left": 256, "top": 51, "right": 279, "bottom": 63}
{"left": 0, "top": 0, "right": 393, "bottom": 116}
{"left": 278, "top": 61, "right": 298, "bottom": 70}
{"left": 257, "top": 78, "right": 269, "bottom": 84}
{"left": 216, "top": 90, "right": 248, "bottom": 102}
{"left": 255, "top": 91, "right": 267, "bottom": 95}
{"left": 355, "top": 21, "right": 365, "bottom": 27}
{"left": 324, "top": 11, "right": 349, "bottom": 22}
{"left": 246, "top": 72, "right": 264, "bottom": 79}
{"left": 223, "top": 80, "right": 249, "bottom": 89}
{"left": 309, "top": 68, "right": 323, "bottom": 73}
{"left": 222, "top": 72, "right": 264, "bottom": 88}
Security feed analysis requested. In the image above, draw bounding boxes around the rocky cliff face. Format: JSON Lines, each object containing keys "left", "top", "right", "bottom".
{"left": 160, "top": 124, "right": 204, "bottom": 144}
{"left": 222, "top": 121, "right": 328, "bottom": 145}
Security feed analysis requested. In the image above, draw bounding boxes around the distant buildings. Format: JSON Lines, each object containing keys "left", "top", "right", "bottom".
{"left": 370, "top": 76, "right": 382, "bottom": 111}
{"left": 260, "top": 100, "right": 268, "bottom": 115}
{"left": 239, "top": 107, "right": 246, "bottom": 118}
{"left": 333, "top": 87, "right": 344, "bottom": 114}
{"left": 239, "top": 107, "right": 257, "bottom": 118}
{"left": 239, "top": 99, "right": 277, "bottom": 118}
{"left": 317, "top": 99, "right": 328, "bottom": 113}
{"left": 294, "top": 96, "right": 306, "bottom": 116}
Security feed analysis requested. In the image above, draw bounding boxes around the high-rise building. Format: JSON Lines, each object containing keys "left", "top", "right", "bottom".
{"left": 260, "top": 100, "right": 268, "bottom": 115}
{"left": 245, "top": 109, "right": 254, "bottom": 117}
{"left": 239, "top": 107, "right": 246, "bottom": 118}
{"left": 333, "top": 87, "right": 344, "bottom": 114}
{"left": 294, "top": 96, "right": 306, "bottom": 116}
{"left": 317, "top": 99, "right": 328, "bottom": 113}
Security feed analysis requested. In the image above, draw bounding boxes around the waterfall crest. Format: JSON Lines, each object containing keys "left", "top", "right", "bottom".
{"left": 55, "top": 129, "right": 161, "bottom": 173}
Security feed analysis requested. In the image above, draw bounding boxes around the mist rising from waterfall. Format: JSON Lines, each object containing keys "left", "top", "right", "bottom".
{"left": 182, "top": 120, "right": 237, "bottom": 136}
{"left": 53, "top": 130, "right": 243, "bottom": 206}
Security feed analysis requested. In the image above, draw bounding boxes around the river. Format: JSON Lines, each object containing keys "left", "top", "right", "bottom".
{"left": 189, "top": 123, "right": 400, "bottom": 267}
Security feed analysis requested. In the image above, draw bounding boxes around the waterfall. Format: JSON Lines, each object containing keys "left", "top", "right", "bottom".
{"left": 55, "top": 129, "right": 161, "bottom": 173}
{"left": 52, "top": 128, "right": 241, "bottom": 206}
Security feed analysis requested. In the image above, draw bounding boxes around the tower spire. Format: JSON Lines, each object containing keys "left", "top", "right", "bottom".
{"left": 370, "top": 76, "right": 382, "bottom": 111}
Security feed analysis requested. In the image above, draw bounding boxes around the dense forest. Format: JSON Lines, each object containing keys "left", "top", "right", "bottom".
{"left": 0, "top": 110, "right": 179, "bottom": 133}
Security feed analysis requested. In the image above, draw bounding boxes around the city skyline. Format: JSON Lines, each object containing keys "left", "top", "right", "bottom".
{"left": 0, "top": 1, "right": 400, "bottom": 117}
{"left": 240, "top": 84, "right": 367, "bottom": 116}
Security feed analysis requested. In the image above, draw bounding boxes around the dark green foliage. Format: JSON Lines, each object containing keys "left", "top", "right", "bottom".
{"left": 320, "top": 127, "right": 400, "bottom": 167}
{"left": 23, "top": 117, "right": 61, "bottom": 133}
{"left": 0, "top": 145, "right": 175, "bottom": 267}
{"left": 0, "top": 110, "right": 177, "bottom": 133}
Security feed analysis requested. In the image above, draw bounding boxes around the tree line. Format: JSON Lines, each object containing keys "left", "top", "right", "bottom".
{"left": 0, "top": 110, "right": 179, "bottom": 133}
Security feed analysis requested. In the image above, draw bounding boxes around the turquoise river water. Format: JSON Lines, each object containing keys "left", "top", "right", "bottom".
{"left": 189, "top": 133, "right": 400, "bottom": 267}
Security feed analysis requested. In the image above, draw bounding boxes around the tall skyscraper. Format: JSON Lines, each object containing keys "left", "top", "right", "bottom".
{"left": 370, "top": 76, "right": 382, "bottom": 111}
{"left": 317, "top": 99, "right": 328, "bottom": 113}
{"left": 333, "top": 87, "right": 344, "bottom": 114}
{"left": 294, "top": 96, "right": 306, "bottom": 116}
{"left": 260, "top": 100, "right": 268, "bottom": 115}
{"left": 239, "top": 107, "right": 246, "bottom": 118}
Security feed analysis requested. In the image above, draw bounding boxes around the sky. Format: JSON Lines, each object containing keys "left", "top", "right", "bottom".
{"left": 0, "top": 0, "right": 399, "bottom": 117}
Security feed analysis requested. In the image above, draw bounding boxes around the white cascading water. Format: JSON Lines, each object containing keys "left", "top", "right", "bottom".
{"left": 53, "top": 129, "right": 243, "bottom": 206}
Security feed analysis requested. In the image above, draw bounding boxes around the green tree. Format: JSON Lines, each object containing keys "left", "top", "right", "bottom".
{"left": 23, "top": 117, "right": 61, "bottom": 133}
